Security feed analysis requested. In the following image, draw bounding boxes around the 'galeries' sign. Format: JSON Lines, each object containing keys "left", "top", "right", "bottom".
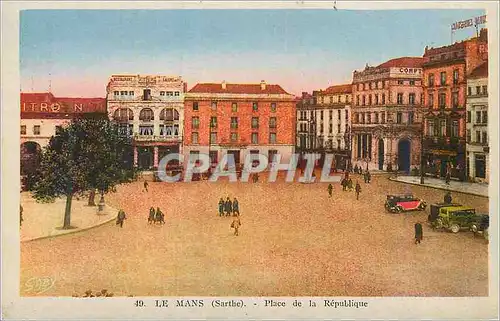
{"left": 451, "top": 15, "right": 487, "bottom": 31}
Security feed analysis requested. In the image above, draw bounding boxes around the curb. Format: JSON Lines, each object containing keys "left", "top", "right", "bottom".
{"left": 388, "top": 177, "right": 488, "bottom": 198}
{"left": 21, "top": 208, "right": 118, "bottom": 243}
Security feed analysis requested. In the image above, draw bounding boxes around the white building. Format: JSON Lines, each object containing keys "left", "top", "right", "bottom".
{"left": 106, "top": 75, "right": 186, "bottom": 170}
{"left": 296, "top": 84, "right": 352, "bottom": 169}
{"left": 466, "top": 61, "right": 489, "bottom": 183}
{"left": 20, "top": 92, "right": 106, "bottom": 186}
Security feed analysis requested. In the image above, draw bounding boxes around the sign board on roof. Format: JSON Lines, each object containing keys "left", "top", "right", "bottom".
{"left": 451, "top": 15, "right": 487, "bottom": 31}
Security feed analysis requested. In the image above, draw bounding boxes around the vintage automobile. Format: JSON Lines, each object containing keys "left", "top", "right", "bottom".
{"left": 428, "top": 203, "right": 462, "bottom": 222}
{"left": 385, "top": 194, "right": 427, "bottom": 213}
{"left": 432, "top": 206, "right": 480, "bottom": 233}
{"left": 470, "top": 214, "right": 489, "bottom": 240}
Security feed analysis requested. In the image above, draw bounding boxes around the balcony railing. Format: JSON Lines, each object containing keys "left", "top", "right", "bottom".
{"left": 423, "top": 136, "right": 465, "bottom": 151}
{"left": 134, "top": 134, "right": 181, "bottom": 141}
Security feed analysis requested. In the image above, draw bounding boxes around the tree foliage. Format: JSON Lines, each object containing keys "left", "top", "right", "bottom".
{"left": 32, "top": 115, "right": 137, "bottom": 227}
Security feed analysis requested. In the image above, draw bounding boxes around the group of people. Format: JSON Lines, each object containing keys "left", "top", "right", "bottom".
{"left": 218, "top": 197, "right": 240, "bottom": 217}
{"left": 218, "top": 197, "right": 242, "bottom": 236}
{"left": 148, "top": 207, "right": 165, "bottom": 225}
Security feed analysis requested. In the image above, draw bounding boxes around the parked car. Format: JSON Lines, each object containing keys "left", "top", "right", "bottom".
{"left": 428, "top": 203, "right": 462, "bottom": 222}
{"left": 470, "top": 214, "right": 489, "bottom": 240}
{"left": 385, "top": 194, "right": 427, "bottom": 213}
{"left": 432, "top": 206, "right": 479, "bottom": 233}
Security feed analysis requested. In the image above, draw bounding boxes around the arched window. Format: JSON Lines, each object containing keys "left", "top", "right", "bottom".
{"left": 139, "top": 108, "right": 154, "bottom": 122}
{"left": 160, "top": 108, "right": 180, "bottom": 122}
{"left": 113, "top": 108, "right": 134, "bottom": 122}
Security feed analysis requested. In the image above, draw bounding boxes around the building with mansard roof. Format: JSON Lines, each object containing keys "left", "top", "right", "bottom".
{"left": 351, "top": 56, "right": 424, "bottom": 172}
{"left": 184, "top": 80, "right": 296, "bottom": 168}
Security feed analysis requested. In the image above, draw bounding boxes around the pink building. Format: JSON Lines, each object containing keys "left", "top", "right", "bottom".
{"left": 351, "top": 57, "right": 424, "bottom": 172}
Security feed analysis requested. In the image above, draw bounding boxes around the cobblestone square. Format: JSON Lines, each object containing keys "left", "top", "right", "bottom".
{"left": 20, "top": 173, "right": 489, "bottom": 297}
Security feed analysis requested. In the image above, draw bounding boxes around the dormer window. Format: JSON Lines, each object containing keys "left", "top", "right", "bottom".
{"left": 143, "top": 89, "right": 152, "bottom": 101}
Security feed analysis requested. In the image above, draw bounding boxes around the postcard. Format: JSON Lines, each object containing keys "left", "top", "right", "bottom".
{"left": 1, "top": 1, "right": 498, "bottom": 320}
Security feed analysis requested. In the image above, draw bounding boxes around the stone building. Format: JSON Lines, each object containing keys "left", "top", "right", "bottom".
{"left": 296, "top": 91, "right": 315, "bottom": 151}
{"left": 351, "top": 57, "right": 424, "bottom": 172}
{"left": 106, "top": 75, "right": 187, "bottom": 170}
{"left": 20, "top": 92, "right": 106, "bottom": 186}
{"left": 296, "top": 84, "right": 352, "bottom": 169}
{"left": 422, "top": 29, "right": 488, "bottom": 180}
{"left": 466, "top": 60, "right": 489, "bottom": 183}
{"left": 184, "top": 81, "right": 296, "bottom": 167}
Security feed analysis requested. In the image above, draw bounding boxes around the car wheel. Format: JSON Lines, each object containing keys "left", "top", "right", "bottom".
{"left": 484, "top": 228, "right": 489, "bottom": 241}
{"left": 420, "top": 203, "right": 427, "bottom": 210}
{"left": 434, "top": 218, "right": 444, "bottom": 229}
{"left": 450, "top": 224, "right": 460, "bottom": 233}
{"left": 471, "top": 224, "right": 479, "bottom": 234}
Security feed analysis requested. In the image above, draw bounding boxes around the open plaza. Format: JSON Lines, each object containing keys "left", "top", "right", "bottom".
{"left": 20, "top": 172, "right": 489, "bottom": 297}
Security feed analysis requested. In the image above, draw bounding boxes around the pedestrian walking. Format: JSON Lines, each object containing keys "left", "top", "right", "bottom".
{"left": 231, "top": 214, "right": 242, "bottom": 236}
{"left": 348, "top": 178, "right": 353, "bottom": 192}
{"left": 414, "top": 222, "right": 423, "bottom": 244}
{"left": 445, "top": 170, "right": 451, "bottom": 185}
{"left": 355, "top": 181, "right": 361, "bottom": 200}
{"left": 144, "top": 180, "right": 149, "bottom": 192}
{"left": 367, "top": 170, "right": 371, "bottom": 183}
{"left": 116, "top": 209, "right": 126, "bottom": 228}
{"left": 20, "top": 205, "right": 23, "bottom": 227}
{"left": 444, "top": 191, "right": 452, "bottom": 204}
{"left": 327, "top": 183, "right": 333, "bottom": 197}
{"left": 232, "top": 197, "right": 240, "bottom": 216}
{"left": 218, "top": 198, "right": 225, "bottom": 217}
{"left": 224, "top": 197, "right": 232, "bottom": 217}
{"left": 341, "top": 178, "right": 346, "bottom": 191}
{"left": 363, "top": 171, "right": 367, "bottom": 183}
{"left": 155, "top": 207, "right": 165, "bottom": 224}
{"left": 148, "top": 207, "right": 155, "bottom": 224}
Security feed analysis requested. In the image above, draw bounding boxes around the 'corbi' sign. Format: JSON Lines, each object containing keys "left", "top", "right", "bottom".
{"left": 157, "top": 153, "right": 344, "bottom": 183}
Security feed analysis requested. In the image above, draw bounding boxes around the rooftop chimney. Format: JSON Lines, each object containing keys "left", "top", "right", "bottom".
{"left": 222, "top": 80, "right": 227, "bottom": 90}
{"left": 260, "top": 80, "right": 266, "bottom": 90}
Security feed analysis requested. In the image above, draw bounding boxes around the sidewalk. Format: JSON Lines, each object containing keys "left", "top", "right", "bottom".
{"left": 389, "top": 175, "right": 489, "bottom": 197}
{"left": 20, "top": 192, "right": 118, "bottom": 242}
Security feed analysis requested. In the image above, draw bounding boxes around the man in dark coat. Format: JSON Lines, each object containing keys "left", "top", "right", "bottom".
{"left": 144, "top": 180, "right": 149, "bottom": 192}
{"left": 355, "top": 181, "right": 361, "bottom": 200}
{"left": 444, "top": 192, "right": 452, "bottom": 204}
{"left": 366, "top": 170, "right": 371, "bottom": 183}
{"left": 156, "top": 207, "right": 165, "bottom": 224}
{"left": 225, "top": 197, "right": 232, "bottom": 217}
{"left": 327, "top": 183, "right": 333, "bottom": 197}
{"left": 218, "top": 198, "right": 225, "bottom": 217}
{"left": 232, "top": 198, "right": 240, "bottom": 216}
{"left": 414, "top": 222, "right": 423, "bottom": 244}
{"left": 116, "top": 209, "right": 126, "bottom": 228}
{"left": 148, "top": 207, "right": 155, "bottom": 224}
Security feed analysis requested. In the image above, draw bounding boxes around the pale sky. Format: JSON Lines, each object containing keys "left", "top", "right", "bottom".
{"left": 20, "top": 9, "right": 485, "bottom": 97}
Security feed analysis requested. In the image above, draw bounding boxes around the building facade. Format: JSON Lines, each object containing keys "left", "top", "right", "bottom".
{"left": 296, "top": 85, "right": 352, "bottom": 169}
{"left": 184, "top": 81, "right": 296, "bottom": 167}
{"left": 296, "top": 92, "right": 315, "bottom": 151}
{"left": 106, "top": 75, "right": 187, "bottom": 170}
{"left": 466, "top": 61, "right": 489, "bottom": 183}
{"left": 351, "top": 57, "right": 424, "bottom": 172}
{"left": 20, "top": 92, "right": 106, "bottom": 185}
{"left": 422, "top": 29, "right": 488, "bottom": 180}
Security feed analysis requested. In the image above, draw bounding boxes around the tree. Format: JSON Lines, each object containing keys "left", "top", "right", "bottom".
{"left": 80, "top": 115, "right": 137, "bottom": 205}
{"left": 32, "top": 116, "right": 137, "bottom": 229}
